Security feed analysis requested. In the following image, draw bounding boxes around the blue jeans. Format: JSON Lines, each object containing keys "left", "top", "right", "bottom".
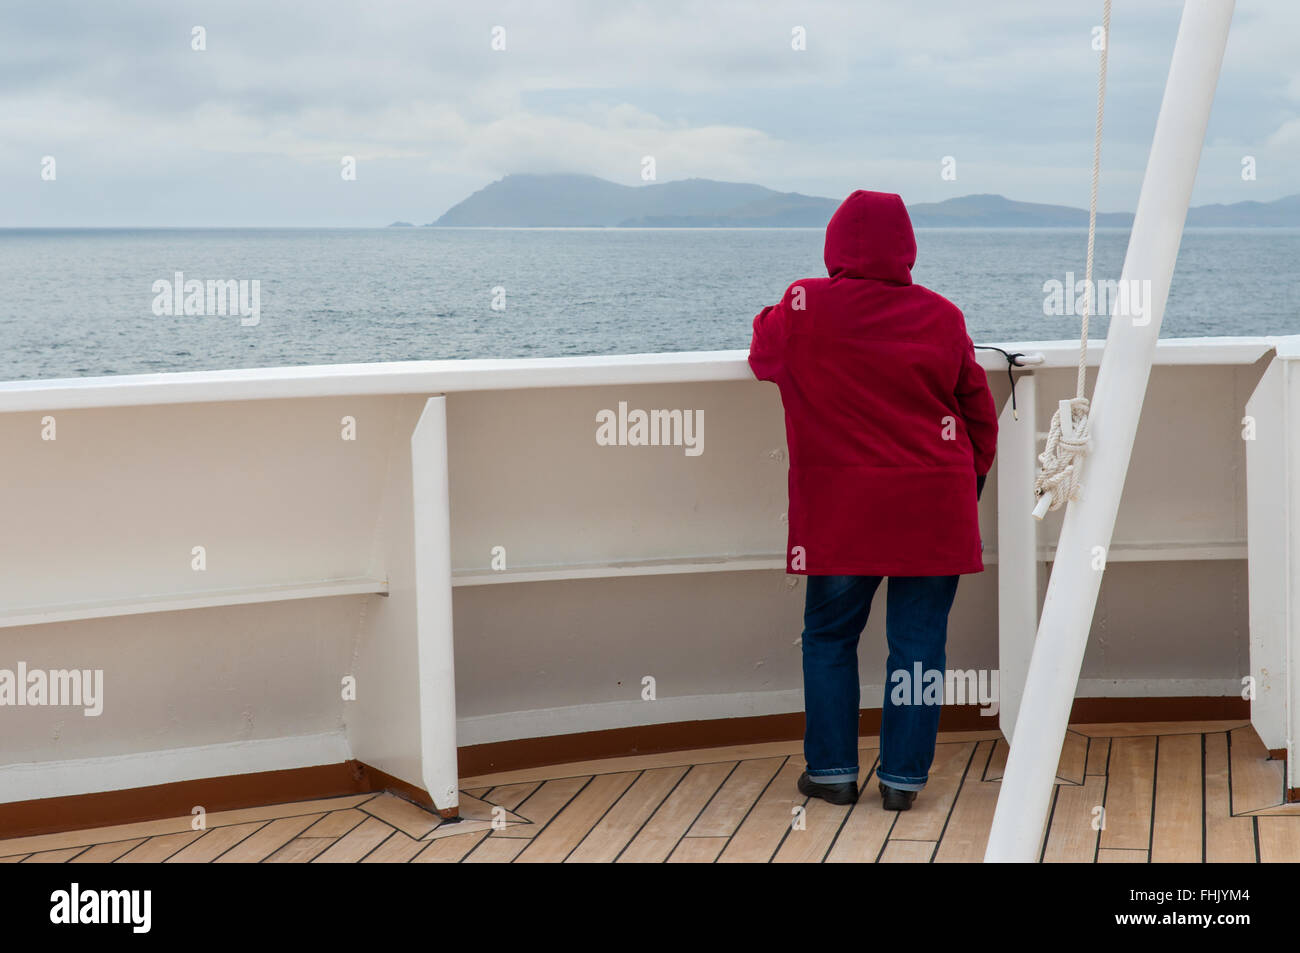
{"left": 801, "top": 574, "right": 960, "bottom": 791}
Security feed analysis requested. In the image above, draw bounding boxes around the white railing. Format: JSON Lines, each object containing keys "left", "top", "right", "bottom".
{"left": 0, "top": 333, "right": 1289, "bottom": 835}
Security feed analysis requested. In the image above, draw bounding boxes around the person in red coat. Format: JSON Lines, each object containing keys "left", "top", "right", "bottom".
{"left": 749, "top": 189, "right": 998, "bottom": 811}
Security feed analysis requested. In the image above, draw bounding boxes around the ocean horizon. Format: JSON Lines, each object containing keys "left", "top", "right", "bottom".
{"left": 3, "top": 226, "right": 1296, "bottom": 382}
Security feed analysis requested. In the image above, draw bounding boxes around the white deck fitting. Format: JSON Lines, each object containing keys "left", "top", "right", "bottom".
{"left": 1245, "top": 340, "right": 1300, "bottom": 794}
{"left": 410, "top": 396, "right": 460, "bottom": 812}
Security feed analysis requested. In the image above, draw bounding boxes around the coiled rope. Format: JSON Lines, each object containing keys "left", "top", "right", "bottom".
{"left": 1033, "top": 0, "right": 1110, "bottom": 518}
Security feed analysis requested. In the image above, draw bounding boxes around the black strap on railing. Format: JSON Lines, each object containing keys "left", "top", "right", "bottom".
{"left": 973, "top": 345, "right": 1029, "bottom": 419}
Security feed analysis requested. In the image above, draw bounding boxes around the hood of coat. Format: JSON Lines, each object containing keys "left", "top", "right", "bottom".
{"left": 823, "top": 190, "right": 916, "bottom": 284}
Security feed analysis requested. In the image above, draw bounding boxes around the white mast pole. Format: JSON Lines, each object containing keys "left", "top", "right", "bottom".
{"left": 984, "top": 0, "right": 1235, "bottom": 862}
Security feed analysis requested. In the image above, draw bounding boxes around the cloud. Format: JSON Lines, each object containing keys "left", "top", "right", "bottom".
{"left": 0, "top": 0, "right": 1296, "bottom": 225}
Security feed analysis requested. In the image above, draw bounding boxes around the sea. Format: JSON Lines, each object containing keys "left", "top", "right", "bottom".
{"left": 1, "top": 226, "right": 1296, "bottom": 381}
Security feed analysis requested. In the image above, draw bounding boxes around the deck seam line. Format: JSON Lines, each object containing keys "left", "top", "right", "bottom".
{"left": 1200, "top": 732, "right": 1208, "bottom": 863}
{"left": 505, "top": 775, "right": 595, "bottom": 863}
{"left": 720, "top": 755, "right": 789, "bottom": 864}
{"left": 933, "top": 741, "right": 981, "bottom": 863}
{"left": 559, "top": 770, "right": 642, "bottom": 863}
{"left": 246, "top": 817, "right": 322, "bottom": 864}
{"left": 821, "top": 751, "right": 879, "bottom": 862}
{"left": 304, "top": 812, "right": 368, "bottom": 862}
{"left": 1147, "top": 735, "right": 1159, "bottom": 863}
{"left": 669, "top": 759, "right": 741, "bottom": 861}
{"left": 355, "top": 826, "right": 400, "bottom": 863}
{"left": 204, "top": 819, "right": 270, "bottom": 864}
{"left": 1094, "top": 734, "right": 1112, "bottom": 863}
{"left": 610, "top": 764, "right": 693, "bottom": 864}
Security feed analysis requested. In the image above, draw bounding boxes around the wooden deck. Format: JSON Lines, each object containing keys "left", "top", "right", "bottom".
{"left": 3, "top": 720, "right": 1298, "bottom": 863}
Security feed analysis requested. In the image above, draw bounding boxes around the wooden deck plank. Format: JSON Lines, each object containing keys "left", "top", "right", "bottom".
{"left": 1071, "top": 720, "right": 1247, "bottom": 738}
{"left": 264, "top": 836, "right": 334, "bottom": 863}
{"left": 1229, "top": 725, "right": 1284, "bottom": 813}
{"left": 718, "top": 760, "right": 805, "bottom": 862}
{"left": 362, "top": 830, "right": 427, "bottom": 863}
{"left": 1242, "top": 802, "right": 1300, "bottom": 816}
{"left": 889, "top": 742, "right": 974, "bottom": 841}
{"left": 425, "top": 819, "right": 497, "bottom": 840}
{"left": 22, "top": 846, "right": 88, "bottom": 863}
{"left": 70, "top": 839, "right": 146, "bottom": 863}
{"left": 0, "top": 793, "right": 375, "bottom": 858}
{"left": 1057, "top": 731, "right": 1088, "bottom": 784}
{"left": 461, "top": 834, "right": 527, "bottom": 863}
{"left": 985, "top": 733, "right": 1083, "bottom": 784}
{"left": 1099, "top": 736, "right": 1156, "bottom": 851}
{"left": 934, "top": 741, "right": 1000, "bottom": 862}
{"left": 360, "top": 793, "right": 443, "bottom": 839}
{"left": 1042, "top": 775, "right": 1106, "bottom": 862}
{"left": 879, "top": 840, "right": 935, "bottom": 863}
{"left": 187, "top": 794, "right": 378, "bottom": 831}
{"left": 566, "top": 765, "right": 688, "bottom": 863}
{"left": 116, "top": 831, "right": 204, "bottom": 863}
{"left": 1152, "top": 733, "right": 1203, "bottom": 863}
{"left": 825, "top": 753, "right": 894, "bottom": 863}
{"left": 495, "top": 776, "right": 591, "bottom": 839}
{"left": 454, "top": 792, "right": 527, "bottom": 828}
{"left": 1257, "top": 817, "right": 1300, "bottom": 862}
{"left": 312, "top": 817, "right": 395, "bottom": 863}
{"left": 300, "top": 809, "right": 367, "bottom": 839}
{"left": 774, "top": 776, "right": 854, "bottom": 864}
{"left": 618, "top": 761, "right": 736, "bottom": 863}
{"left": 4, "top": 721, "right": 1282, "bottom": 864}
{"left": 1098, "top": 848, "right": 1147, "bottom": 862}
{"left": 165, "top": 821, "right": 266, "bottom": 863}
{"left": 461, "top": 741, "right": 802, "bottom": 789}
{"left": 985, "top": 738, "right": 1008, "bottom": 781}
{"left": 688, "top": 757, "right": 786, "bottom": 838}
{"left": 480, "top": 781, "right": 541, "bottom": 812}
{"left": 214, "top": 814, "right": 325, "bottom": 863}
{"left": 515, "top": 772, "right": 639, "bottom": 862}
{"left": 935, "top": 729, "right": 1003, "bottom": 744}
{"left": 412, "top": 829, "right": 489, "bottom": 862}
{"left": 1086, "top": 737, "right": 1110, "bottom": 775}
{"left": 668, "top": 837, "right": 726, "bottom": 863}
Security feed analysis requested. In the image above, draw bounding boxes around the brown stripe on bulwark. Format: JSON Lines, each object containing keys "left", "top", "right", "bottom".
{"left": 454, "top": 696, "right": 1251, "bottom": 776}
{"left": 0, "top": 696, "right": 1256, "bottom": 838}
{"left": 1065, "top": 696, "right": 1249, "bottom": 723}
{"left": 0, "top": 761, "right": 375, "bottom": 841}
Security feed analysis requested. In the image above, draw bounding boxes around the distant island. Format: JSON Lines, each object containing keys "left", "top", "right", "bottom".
{"left": 387, "top": 221, "right": 414, "bottom": 227}
{"left": 417, "top": 173, "right": 1300, "bottom": 228}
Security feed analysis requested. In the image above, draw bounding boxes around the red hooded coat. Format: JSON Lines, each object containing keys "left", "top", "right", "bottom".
{"left": 749, "top": 190, "right": 998, "bottom": 576}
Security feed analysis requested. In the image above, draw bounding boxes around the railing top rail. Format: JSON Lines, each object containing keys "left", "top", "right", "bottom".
{"left": 0, "top": 336, "right": 1287, "bottom": 413}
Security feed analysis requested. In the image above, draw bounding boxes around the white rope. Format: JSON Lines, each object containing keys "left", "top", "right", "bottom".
{"left": 1034, "top": 0, "right": 1110, "bottom": 518}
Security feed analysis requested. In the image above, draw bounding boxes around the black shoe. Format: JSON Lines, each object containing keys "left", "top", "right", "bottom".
{"left": 878, "top": 781, "right": 918, "bottom": 811}
{"left": 797, "top": 771, "right": 858, "bottom": 805}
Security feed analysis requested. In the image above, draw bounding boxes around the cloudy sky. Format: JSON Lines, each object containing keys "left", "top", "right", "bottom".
{"left": 2, "top": 0, "right": 1296, "bottom": 226}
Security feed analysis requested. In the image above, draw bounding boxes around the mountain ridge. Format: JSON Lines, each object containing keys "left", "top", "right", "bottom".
{"left": 423, "top": 173, "right": 1300, "bottom": 228}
